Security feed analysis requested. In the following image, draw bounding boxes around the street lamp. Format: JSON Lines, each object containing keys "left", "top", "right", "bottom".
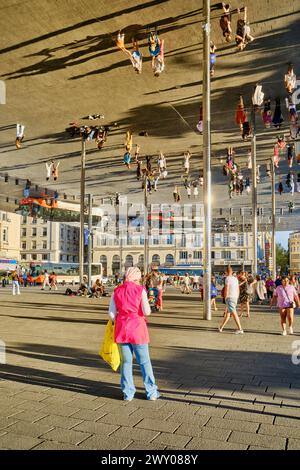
{"left": 251, "top": 84, "right": 264, "bottom": 275}
{"left": 202, "top": 0, "right": 212, "bottom": 321}
{"left": 270, "top": 158, "right": 277, "bottom": 280}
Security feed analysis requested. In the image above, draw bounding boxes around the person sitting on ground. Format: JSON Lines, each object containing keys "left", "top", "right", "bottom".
{"left": 77, "top": 276, "right": 90, "bottom": 297}
{"left": 90, "top": 279, "right": 104, "bottom": 298}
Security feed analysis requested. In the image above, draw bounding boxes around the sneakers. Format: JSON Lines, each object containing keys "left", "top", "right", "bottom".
{"left": 289, "top": 327, "right": 294, "bottom": 335}
{"left": 282, "top": 329, "right": 287, "bottom": 336}
{"left": 218, "top": 327, "right": 223, "bottom": 333}
{"left": 149, "top": 394, "right": 160, "bottom": 401}
{"left": 235, "top": 330, "right": 244, "bottom": 335}
{"left": 123, "top": 396, "right": 134, "bottom": 402}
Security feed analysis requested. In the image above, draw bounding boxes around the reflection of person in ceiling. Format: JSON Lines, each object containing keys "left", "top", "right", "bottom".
{"left": 219, "top": 3, "right": 232, "bottom": 42}
{"left": 152, "top": 38, "right": 165, "bottom": 77}
{"left": 115, "top": 32, "right": 143, "bottom": 74}
{"left": 52, "top": 161, "right": 60, "bottom": 181}
{"left": 125, "top": 130, "right": 133, "bottom": 152}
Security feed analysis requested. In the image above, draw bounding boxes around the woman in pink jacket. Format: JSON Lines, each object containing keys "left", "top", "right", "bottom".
{"left": 108, "top": 267, "right": 159, "bottom": 401}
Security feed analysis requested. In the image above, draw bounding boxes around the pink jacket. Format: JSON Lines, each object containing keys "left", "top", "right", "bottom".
{"left": 113, "top": 281, "right": 150, "bottom": 344}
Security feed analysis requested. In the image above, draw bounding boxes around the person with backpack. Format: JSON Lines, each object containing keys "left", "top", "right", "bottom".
{"left": 108, "top": 267, "right": 160, "bottom": 401}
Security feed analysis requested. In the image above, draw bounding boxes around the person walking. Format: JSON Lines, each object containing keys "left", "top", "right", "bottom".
{"left": 266, "top": 277, "right": 275, "bottom": 301}
{"left": 49, "top": 272, "right": 58, "bottom": 291}
{"left": 45, "top": 162, "right": 53, "bottom": 181}
{"left": 290, "top": 274, "right": 299, "bottom": 293}
{"left": 41, "top": 270, "right": 51, "bottom": 290}
{"left": 182, "top": 273, "right": 192, "bottom": 294}
{"left": 238, "top": 272, "right": 251, "bottom": 318}
{"left": 219, "top": 266, "right": 244, "bottom": 334}
{"left": 211, "top": 276, "right": 218, "bottom": 311}
{"left": 52, "top": 161, "right": 60, "bottom": 181}
{"left": 108, "top": 267, "right": 160, "bottom": 401}
{"left": 11, "top": 270, "right": 20, "bottom": 295}
{"left": 271, "top": 275, "right": 300, "bottom": 335}
{"left": 183, "top": 151, "right": 191, "bottom": 175}
{"left": 284, "top": 63, "right": 297, "bottom": 94}
{"left": 15, "top": 123, "right": 25, "bottom": 149}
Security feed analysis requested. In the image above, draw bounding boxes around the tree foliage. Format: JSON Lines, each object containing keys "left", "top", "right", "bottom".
{"left": 276, "top": 243, "right": 289, "bottom": 274}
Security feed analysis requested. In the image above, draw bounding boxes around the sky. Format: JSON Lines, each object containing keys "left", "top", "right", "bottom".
{"left": 276, "top": 231, "right": 291, "bottom": 250}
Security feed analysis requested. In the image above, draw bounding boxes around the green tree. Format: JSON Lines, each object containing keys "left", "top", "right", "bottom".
{"left": 276, "top": 243, "right": 289, "bottom": 274}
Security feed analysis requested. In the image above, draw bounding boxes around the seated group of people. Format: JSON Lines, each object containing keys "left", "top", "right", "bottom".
{"left": 65, "top": 277, "right": 107, "bottom": 298}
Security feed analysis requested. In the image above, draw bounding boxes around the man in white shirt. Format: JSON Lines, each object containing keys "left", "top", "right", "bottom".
{"left": 219, "top": 266, "right": 244, "bottom": 334}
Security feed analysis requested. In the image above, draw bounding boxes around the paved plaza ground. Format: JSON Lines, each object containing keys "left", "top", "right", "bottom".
{"left": 0, "top": 287, "right": 300, "bottom": 450}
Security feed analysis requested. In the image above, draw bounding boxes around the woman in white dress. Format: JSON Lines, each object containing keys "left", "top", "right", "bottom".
{"left": 255, "top": 275, "right": 267, "bottom": 304}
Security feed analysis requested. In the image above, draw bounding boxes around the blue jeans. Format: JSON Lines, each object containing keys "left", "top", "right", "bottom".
{"left": 118, "top": 343, "right": 159, "bottom": 400}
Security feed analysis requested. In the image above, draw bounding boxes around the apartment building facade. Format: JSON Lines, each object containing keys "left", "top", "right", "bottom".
{"left": 289, "top": 232, "right": 300, "bottom": 274}
{"left": 20, "top": 216, "right": 79, "bottom": 264}
{"left": 0, "top": 211, "right": 21, "bottom": 261}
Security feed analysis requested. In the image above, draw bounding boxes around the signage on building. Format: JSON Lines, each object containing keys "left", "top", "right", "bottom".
{"left": 0, "top": 259, "right": 17, "bottom": 272}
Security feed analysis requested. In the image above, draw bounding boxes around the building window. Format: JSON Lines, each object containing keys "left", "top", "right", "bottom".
{"left": 32, "top": 218, "right": 37, "bottom": 224}
{"left": 179, "top": 251, "right": 188, "bottom": 260}
{"left": 32, "top": 241, "right": 37, "bottom": 250}
{"left": 22, "top": 216, "right": 27, "bottom": 224}
{"left": 32, "top": 228, "right": 37, "bottom": 237}
{"left": 152, "top": 254, "right": 160, "bottom": 266}
{"left": 42, "top": 254, "right": 48, "bottom": 261}
{"left": 165, "top": 254, "right": 174, "bottom": 266}
{"left": 222, "top": 251, "right": 231, "bottom": 260}
{"left": 238, "top": 234, "right": 244, "bottom": 247}
{"left": 21, "top": 254, "right": 26, "bottom": 260}
{"left": 124, "top": 255, "right": 133, "bottom": 268}
{"left": 60, "top": 255, "right": 63, "bottom": 262}
{"left": 223, "top": 234, "right": 229, "bottom": 247}
{"left": 42, "top": 229, "right": 47, "bottom": 237}
{"left": 73, "top": 256, "right": 77, "bottom": 263}
{"left": 22, "top": 228, "right": 26, "bottom": 237}
{"left": 193, "top": 251, "right": 202, "bottom": 259}
{"left": 2, "top": 228, "right": 8, "bottom": 242}
{"left": 43, "top": 241, "right": 47, "bottom": 249}
{"left": 32, "top": 254, "right": 37, "bottom": 261}
{"left": 21, "top": 242, "right": 26, "bottom": 249}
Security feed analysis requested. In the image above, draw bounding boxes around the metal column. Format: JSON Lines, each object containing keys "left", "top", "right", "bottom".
{"left": 202, "top": 0, "right": 212, "bottom": 320}
{"left": 144, "top": 178, "right": 149, "bottom": 275}
{"left": 271, "top": 159, "right": 277, "bottom": 280}
{"left": 79, "top": 138, "right": 86, "bottom": 284}
{"left": 87, "top": 194, "right": 93, "bottom": 287}
{"left": 251, "top": 108, "right": 258, "bottom": 275}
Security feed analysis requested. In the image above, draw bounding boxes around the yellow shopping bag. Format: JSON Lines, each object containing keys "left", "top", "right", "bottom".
{"left": 99, "top": 320, "right": 120, "bottom": 372}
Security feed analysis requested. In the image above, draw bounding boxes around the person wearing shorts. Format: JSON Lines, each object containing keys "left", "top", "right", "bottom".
{"left": 270, "top": 276, "right": 300, "bottom": 335}
{"left": 219, "top": 266, "right": 244, "bottom": 334}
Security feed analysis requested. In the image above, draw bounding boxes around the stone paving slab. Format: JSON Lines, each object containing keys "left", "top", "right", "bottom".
{"left": 0, "top": 432, "right": 42, "bottom": 450}
{"left": 228, "top": 431, "right": 286, "bottom": 449}
{"left": 287, "top": 438, "right": 300, "bottom": 450}
{"left": 0, "top": 290, "right": 300, "bottom": 450}
{"left": 39, "top": 427, "right": 92, "bottom": 446}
